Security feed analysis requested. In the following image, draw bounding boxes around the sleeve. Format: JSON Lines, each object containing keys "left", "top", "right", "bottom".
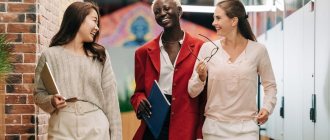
{"left": 130, "top": 49, "right": 148, "bottom": 112}
{"left": 258, "top": 47, "right": 277, "bottom": 114}
{"left": 101, "top": 51, "right": 122, "bottom": 140}
{"left": 188, "top": 43, "right": 207, "bottom": 98}
{"left": 196, "top": 83, "right": 207, "bottom": 139}
{"left": 34, "top": 52, "right": 56, "bottom": 113}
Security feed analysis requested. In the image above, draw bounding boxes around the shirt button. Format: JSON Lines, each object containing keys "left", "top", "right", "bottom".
{"left": 172, "top": 97, "right": 176, "bottom": 101}
{"left": 173, "top": 83, "right": 176, "bottom": 86}
{"left": 175, "top": 68, "right": 178, "bottom": 71}
{"left": 171, "top": 112, "right": 174, "bottom": 115}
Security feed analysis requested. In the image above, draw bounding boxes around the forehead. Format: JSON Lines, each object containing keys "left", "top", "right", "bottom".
{"left": 87, "top": 9, "right": 98, "bottom": 18}
{"left": 153, "top": 0, "right": 177, "bottom": 9}
{"left": 214, "top": 6, "right": 226, "bottom": 16}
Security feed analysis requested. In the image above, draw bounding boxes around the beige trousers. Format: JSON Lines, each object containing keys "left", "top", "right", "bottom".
{"left": 202, "top": 117, "right": 259, "bottom": 140}
{"left": 48, "top": 101, "right": 110, "bottom": 140}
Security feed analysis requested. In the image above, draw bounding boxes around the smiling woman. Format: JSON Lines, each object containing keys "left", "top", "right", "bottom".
{"left": 34, "top": 2, "right": 122, "bottom": 140}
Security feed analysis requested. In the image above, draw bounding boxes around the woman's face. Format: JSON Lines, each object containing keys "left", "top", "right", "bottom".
{"left": 212, "top": 6, "right": 236, "bottom": 37}
{"left": 77, "top": 9, "right": 99, "bottom": 43}
{"left": 152, "top": 0, "right": 181, "bottom": 29}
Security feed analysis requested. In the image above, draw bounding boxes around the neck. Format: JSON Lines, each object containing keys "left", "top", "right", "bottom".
{"left": 221, "top": 32, "right": 246, "bottom": 49}
{"left": 162, "top": 26, "right": 183, "bottom": 42}
{"left": 64, "top": 38, "right": 84, "bottom": 52}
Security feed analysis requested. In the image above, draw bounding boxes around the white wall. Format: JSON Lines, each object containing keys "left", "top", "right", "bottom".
{"left": 257, "top": 0, "right": 330, "bottom": 139}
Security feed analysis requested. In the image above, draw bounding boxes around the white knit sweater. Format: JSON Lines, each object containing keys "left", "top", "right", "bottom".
{"left": 34, "top": 46, "right": 122, "bottom": 140}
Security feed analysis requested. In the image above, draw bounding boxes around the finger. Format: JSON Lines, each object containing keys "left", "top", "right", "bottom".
{"left": 142, "top": 102, "right": 151, "bottom": 115}
{"left": 140, "top": 101, "right": 151, "bottom": 116}
{"left": 144, "top": 100, "right": 152, "bottom": 108}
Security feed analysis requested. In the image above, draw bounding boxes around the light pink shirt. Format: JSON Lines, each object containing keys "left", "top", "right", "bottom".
{"left": 188, "top": 40, "right": 277, "bottom": 122}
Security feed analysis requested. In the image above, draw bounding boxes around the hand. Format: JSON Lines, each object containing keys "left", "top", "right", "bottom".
{"left": 196, "top": 61, "right": 207, "bottom": 82}
{"left": 136, "top": 99, "right": 152, "bottom": 120}
{"left": 256, "top": 108, "right": 269, "bottom": 125}
{"left": 51, "top": 94, "right": 67, "bottom": 110}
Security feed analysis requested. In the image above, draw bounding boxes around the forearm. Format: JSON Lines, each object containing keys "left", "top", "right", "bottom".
{"left": 188, "top": 73, "right": 206, "bottom": 98}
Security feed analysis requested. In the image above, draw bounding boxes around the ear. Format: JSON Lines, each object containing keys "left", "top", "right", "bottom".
{"left": 177, "top": 6, "right": 183, "bottom": 18}
{"left": 232, "top": 17, "right": 238, "bottom": 26}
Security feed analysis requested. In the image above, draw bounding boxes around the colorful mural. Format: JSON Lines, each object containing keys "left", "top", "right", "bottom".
{"left": 98, "top": 2, "right": 217, "bottom": 112}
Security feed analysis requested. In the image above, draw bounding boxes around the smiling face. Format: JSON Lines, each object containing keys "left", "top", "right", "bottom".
{"left": 77, "top": 9, "right": 99, "bottom": 43}
{"left": 152, "top": 0, "right": 182, "bottom": 29}
{"left": 212, "top": 6, "right": 237, "bottom": 37}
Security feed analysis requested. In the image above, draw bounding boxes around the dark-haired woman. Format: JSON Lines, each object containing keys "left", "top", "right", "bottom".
{"left": 188, "top": 0, "right": 277, "bottom": 139}
{"left": 34, "top": 2, "right": 122, "bottom": 140}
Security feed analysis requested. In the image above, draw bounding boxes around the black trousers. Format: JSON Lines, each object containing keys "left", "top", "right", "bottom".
{"left": 143, "top": 94, "right": 172, "bottom": 140}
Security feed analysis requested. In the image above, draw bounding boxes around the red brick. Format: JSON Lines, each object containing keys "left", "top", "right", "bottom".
{"left": 27, "top": 95, "right": 34, "bottom": 104}
{"left": 24, "top": 0, "right": 36, "bottom": 3}
{"left": 6, "top": 124, "right": 35, "bottom": 134}
{"left": 7, "top": 24, "right": 36, "bottom": 33}
{"left": 23, "top": 33, "right": 36, "bottom": 43}
{"left": 23, "top": 74, "right": 34, "bottom": 83}
{"left": 5, "top": 95, "right": 27, "bottom": 104}
{"left": 5, "top": 135, "right": 20, "bottom": 140}
{"left": 5, "top": 34, "right": 22, "bottom": 43}
{"left": 0, "top": 3, "right": 5, "bottom": 12}
{"left": 9, "top": 53, "right": 23, "bottom": 63}
{"left": 8, "top": 3, "right": 36, "bottom": 13}
{"left": 12, "top": 44, "right": 36, "bottom": 53}
{"left": 0, "top": 24, "right": 5, "bottom": 33}
{"left": 24, "top": 53, "right": 35, "bottom": 63}
{"left": 13, "top": 64, "right": 35, "bottom": 73}
{"left": 0, "top": 13, "right": 25, "bottom": 22}
{"left": 9, "top": 0, "right": 22, "bottom": 2}
{"left": 5, "top": 105, "right": 35, "bottom": 114}
{"left": 21, "top": 135, "right": 36, "bottom": 140}
{"left": 6, "top": 84, "right": 34, "bottom": 94}
{"left": 22, "top": 115, "right": 35, "bottom": 124}
{"left": 5, "top": 74, "right": 22, "bottom": 84}
{"left": 5, "top": 115, "right": 21, "bottom": 124}
{"left": 26, "top": 14, "right": 36, "bottom": 23}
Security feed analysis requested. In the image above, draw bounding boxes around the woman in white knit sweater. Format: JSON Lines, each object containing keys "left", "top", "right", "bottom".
{"left": 34, "top": 2, "right": 122, "bottom": 140}
{"left": 188, "top": 0, "right": 277, "bottom": 139}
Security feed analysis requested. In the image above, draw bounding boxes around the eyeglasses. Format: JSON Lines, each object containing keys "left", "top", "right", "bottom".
{"left": 189, "top": 34, "right": 219, "bottom": 62}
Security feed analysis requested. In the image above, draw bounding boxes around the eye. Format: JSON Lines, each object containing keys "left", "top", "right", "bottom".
{"left": 214, "top": 16, "right": 221, "bottom": 21}
{"left": 164, "top": 6, "right": 170, "bottom": 11}
{"left": 154, "top": 9, "right": 160, "bottom": 15}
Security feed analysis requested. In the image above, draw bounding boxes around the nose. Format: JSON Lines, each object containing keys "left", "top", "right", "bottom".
{"left": 212, "top": 20, "right": 216, "bottom": 27}
{"left": 94, "top": 26, "right": 99, "bottom": 31}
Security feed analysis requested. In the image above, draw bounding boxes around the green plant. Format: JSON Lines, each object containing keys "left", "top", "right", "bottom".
{"left": 0, "top": 34, "right": 12, "bottom": 82}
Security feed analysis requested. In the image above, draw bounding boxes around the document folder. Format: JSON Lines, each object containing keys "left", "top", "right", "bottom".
{"left": 143, "top": 80, "right": 171, "bottom": 139}
{"left": 40, "top": 62, "right": 61, "bottom": 95}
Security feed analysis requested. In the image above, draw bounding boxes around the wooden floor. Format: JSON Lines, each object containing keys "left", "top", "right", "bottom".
{"left": 121, "top": 111, "right": 140, "bottom": 140}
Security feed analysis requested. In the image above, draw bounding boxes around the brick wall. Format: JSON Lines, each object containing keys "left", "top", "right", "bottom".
{"left": 0, "top": 0, "right": 81, "bottom": 139}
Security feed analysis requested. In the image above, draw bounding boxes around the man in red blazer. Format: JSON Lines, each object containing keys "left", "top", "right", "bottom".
{"left": 130, "top": 0, "right": 206, "bottom": 139}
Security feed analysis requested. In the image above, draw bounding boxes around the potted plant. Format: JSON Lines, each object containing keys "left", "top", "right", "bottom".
{"left": 0, "top": 34, "right": 12, "bottom": 83}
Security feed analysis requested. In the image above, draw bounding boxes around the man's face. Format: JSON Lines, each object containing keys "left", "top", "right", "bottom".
{"left": 152, "top": 0, "right": 182, "bottom": 29}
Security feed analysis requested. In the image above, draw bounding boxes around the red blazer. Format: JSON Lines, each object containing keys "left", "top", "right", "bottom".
{"left": 131, "top": 32, "right": 206, "bottom": 140}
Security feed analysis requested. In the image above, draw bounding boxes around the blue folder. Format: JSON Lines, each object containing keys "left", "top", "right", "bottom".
{"left": 143, "top": 80, "right": 171, "bottom": 139}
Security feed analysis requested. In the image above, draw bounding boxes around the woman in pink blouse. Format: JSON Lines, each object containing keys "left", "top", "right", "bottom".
{"left": 188, "top": 0, "right": 277, "bottom": 139}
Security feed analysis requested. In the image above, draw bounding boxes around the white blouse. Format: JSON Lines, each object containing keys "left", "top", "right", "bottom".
{"left": 188, "top": 40, "right": 277, "bottom": 122}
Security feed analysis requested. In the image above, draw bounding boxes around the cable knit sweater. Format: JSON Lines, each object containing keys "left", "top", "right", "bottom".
{"left": 34, "top": 46, "right": 122, "bottom": 140}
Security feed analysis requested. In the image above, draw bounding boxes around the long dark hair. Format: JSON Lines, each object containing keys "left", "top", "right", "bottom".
{"left": 49, "top": 2, "right": 106, "bottom": 64}
{"left": 217, "top": 0, "right": 256, "bottom": 41}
